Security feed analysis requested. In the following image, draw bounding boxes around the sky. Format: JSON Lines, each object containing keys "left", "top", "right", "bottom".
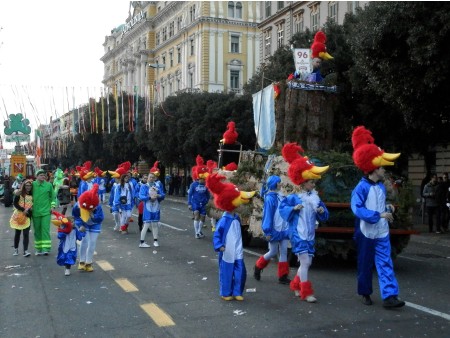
{"left": 0, "top": 0, "right": 131, "bottom": 147}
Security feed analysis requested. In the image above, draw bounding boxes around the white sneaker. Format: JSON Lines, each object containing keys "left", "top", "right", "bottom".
{"left": 306, "top": 295, "right": 317, "bottom": 303}
{"left": 199, "top": 232, "right": 205, "bottom": 238}
{"left": 23, "top": 251, "right": 31, "bottom": 257}
{"left": 153, "top": 241, "right": 159, "bottom": 247}
{"left": 139, "top": 242, "right": 151, "bottom": 248}
{"left": 13, "top": 249, "right": 19, "bottom": 256}
{"left": 195, "top": 233, "right": 201, "bottom": 239}
{"left": 65, "top": 269, "right": 71, "bottom": 276}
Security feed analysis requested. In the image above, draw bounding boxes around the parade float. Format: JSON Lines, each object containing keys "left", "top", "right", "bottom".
{"left": 208, "top": 32, "right": 417, "bottom": 260}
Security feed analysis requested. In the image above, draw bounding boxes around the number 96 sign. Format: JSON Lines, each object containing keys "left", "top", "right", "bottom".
{"left": 293, "top": 48, "right": 311, "bottom": 74}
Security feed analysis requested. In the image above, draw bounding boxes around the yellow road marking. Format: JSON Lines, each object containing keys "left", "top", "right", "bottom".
{"left": 96, "top": 260, "right": 115, "bottom": 271}
{"left": 115, "top": 278, "right": 139, "bottom": 292}
{"left": 140, "top": 303, "right": 175, "bottom": 327}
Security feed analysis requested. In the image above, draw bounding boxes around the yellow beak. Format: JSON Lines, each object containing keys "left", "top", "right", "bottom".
{"left": 80, "top": 208, "right": 91, "bottom": 223}
{"left": 232, "top": 191, "right": 256, "bottom": 207}
{"left": 372, "top": 152, "right": 401, "bottom": 167}
{"left": 319, "top": 51, "right": 333, "bottom": 60}
{"left": 302, "top": 165, "right": 330, "bottom": 180}
{"left": 108, "top": 170, "right": 120, "bottom": 178}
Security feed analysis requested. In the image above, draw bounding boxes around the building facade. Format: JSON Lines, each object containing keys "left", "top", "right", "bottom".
{"left": 101, "top": 1, "right": 261, "bottom": 105}
{"left": 257, "top": 1, "right": 368, "bottom": 60}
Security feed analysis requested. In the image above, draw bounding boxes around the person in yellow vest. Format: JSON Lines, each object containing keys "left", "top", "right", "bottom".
{"left": 32, "top": 169, "right": 56, "bottom": 255}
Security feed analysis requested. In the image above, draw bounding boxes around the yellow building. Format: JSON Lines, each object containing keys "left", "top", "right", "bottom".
{"left": 101, "top": 1, "right": 261, "bottom": 105}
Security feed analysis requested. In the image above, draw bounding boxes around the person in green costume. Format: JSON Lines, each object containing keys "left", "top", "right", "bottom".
{"left": 32, "top": 169, "right": 56, "bottom": 255}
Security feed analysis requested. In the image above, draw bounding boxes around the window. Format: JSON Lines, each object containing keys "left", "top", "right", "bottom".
{"left": 277, "top": 1, "right": 284, "bottom": 11}
{"left": 190, "top": 39, "right": 195, "bottom": 56}
{"left": 265, "top": 1, "right": 271, "bottom": 17}
{"left": 236, "top": 2, "right": 242, "bottom": 19}
{"left": 170, "top": 52, "right": 173, "bottom": 67}
{"left": 162, "top": 56, "right": 166, "bottom": 68}
{"left": 177, "top": 78, "right": 181, "bottom": 91}
{"left": 177, "top": 47, "right": 181, "bottom": 63}
{"left": 169, "top": 81, "right": 172, "bottom": 96}
{"left": 277, "top": 23, "right": 284, "bottom": 48}
{"left": 177, "top": 16, "right": 182, "bottom": 31}
{"left": 294, "top": 12, "right": 304, "bottom": 33}
{"left": 189, "top": 72, "right": 194, "bottom": 88}
{"left": 264, "top": 30, "right": 271, "bottom": 56}
{"left": 328, "top": 2, "right": 337, "bottom": 22}
{"left": 347, "top": 1, "right": 359, "bottom": 14}
{"left": 310, "top": 4, "right": 320, "bottom": 32}
{"left": 190, "top": 5, "right": 196, "bottom": 22}
{"left": 169, "top": 22, "right": 174, "bottom": 37}
{"left": 230, "top": 70, "right": 240, "bottom": 90}
{"left": 163, "top": 27, "right": 167, "bottom": 41}
{"left": 228, "top": 1, "right": 234, "bottom": 17}
{"left": 156, "top": 32, "right": 160, "bottom": 45}
{"left": 231, "top": 35, "right": 239, "bottom": 53}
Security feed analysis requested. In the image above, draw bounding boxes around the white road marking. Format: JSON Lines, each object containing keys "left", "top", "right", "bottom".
{"left": 397, "top": 255, "right": 425, "bottom": 262}
{"left": 243, "top": 248, "right": 261, "bottom": 257}
{"left": 159, "top": 222, "right": 187, "bottom": 231}
{"left": 406, "top": 302, "right": 450, "bottom": 321}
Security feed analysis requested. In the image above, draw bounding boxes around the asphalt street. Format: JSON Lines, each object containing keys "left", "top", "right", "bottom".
{"left": 1, "top": 195, "right": 450, "bottom": 338}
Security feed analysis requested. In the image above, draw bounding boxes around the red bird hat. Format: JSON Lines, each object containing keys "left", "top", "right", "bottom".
{"left": 149, "top": 161, "right": 160, "bottom": 177}
{"left": 51, "top": 210, "right": 73, "bottom": 234}
{"left": 108, "top": 161, "right": 131, "bottom": 178}
{"left": 94, "top": 167, "right": 106, "bottom": 177}
{"left": 352, "top": 126, "right": 400, "bottom": 174}
{"left": 206, "top": 160, "right": 218, "bottom": 174}
{"left": 311, "top": 31, "right": 333, "bottom": 60}
{"left": 282, "top": 142, "right": 330, "bottom": 185}
{"left": 192, "top": 155, "right": 209, "bottom": 180}
{"left": 206, "top": 173, "right": 255, "bottom": 212}
{"left": 221, "top": 121, "right": 238, "bottom": 145}
{"left": 76, "top": 161, "right": 95, "bottom": 181}
{"left": 78, "top": 183, "right": 100, "bottom": 222}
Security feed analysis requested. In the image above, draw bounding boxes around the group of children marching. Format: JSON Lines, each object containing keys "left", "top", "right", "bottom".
{"left": 9, "top": 125, "right": 406, "bottom": 309}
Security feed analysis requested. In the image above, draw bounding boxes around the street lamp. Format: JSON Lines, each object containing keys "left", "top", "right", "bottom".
{"left": 148, "top": 63, "right": 166, "bottom": 103}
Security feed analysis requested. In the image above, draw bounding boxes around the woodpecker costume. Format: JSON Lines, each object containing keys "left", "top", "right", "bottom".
{"left": 110, "top": 162, "right": 134, "bottom": 233}
{"left": 207, "top": 173, "right": 255, "bottom": 301}
{"left": 254, "top": 175, "right": 290, "bottom": 284}
{"left": 350, "top": 126, "right": 405, "bottom": 308}
{"left": 139, "top": 162, "right": 165, "bottom": 247}
{"left": 52, "top": 210, "right": 85, "bottom": 276}
{"left": 77, "top": 161, "right": 95, "bottom": 197}
{"left": 93, "top": 167, "right": 107, "bottom": 203}
{"left": 188, "top": 155, "right": 211, "bottom": 238}
{"left": 279, "top": 143, "right": 330, "bottom": 303}
{"left": 72, "top": 183, "right": 104, "bottom": 272}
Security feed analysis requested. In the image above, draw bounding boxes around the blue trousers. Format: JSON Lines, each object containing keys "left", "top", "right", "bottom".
{"left": 218, "top": 258, "right": 246, "bottom": 297}
{"left": 354, "top": 230, "right": 400, "bottom": 300}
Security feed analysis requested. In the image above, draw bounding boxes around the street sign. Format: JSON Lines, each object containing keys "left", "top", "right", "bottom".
{"left": 5, "top": 134, "right": 30, "bottom": 142}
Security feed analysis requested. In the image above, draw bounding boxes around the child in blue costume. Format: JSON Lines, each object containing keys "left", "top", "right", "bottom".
{"left": 279, "top": 143, "right": 330, "bottom": 303}
{"left": 253, "top": 175, "right": 291, "bottom": 284}
{"left": 350, "top": 126, "right": 405, "bottom": 308}
{"left": 188, "top": 155, "right": 211, "bottom": 239}
{"left": 72, "top": 184, "right": 104, "bottom": 272}
{"left": 207, "top": 173, "right": 255, "bottom": 301}
{"left": 52, "top": 210, "right": 85, "bottom": 276}
{"left": 139, "top": 172, "right": 165, "bottom": 247}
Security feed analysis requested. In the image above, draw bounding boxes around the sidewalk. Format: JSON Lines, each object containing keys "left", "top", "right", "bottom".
{"left": 164, "top": 194, "right": 450, "bottom": 247}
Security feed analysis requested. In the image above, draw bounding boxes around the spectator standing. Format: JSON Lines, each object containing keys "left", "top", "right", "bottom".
{"left": 423, "top": 174, "right": 440, "bottom": 233}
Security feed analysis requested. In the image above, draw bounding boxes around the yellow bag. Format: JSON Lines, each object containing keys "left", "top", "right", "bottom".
{"left": 12, "top": 211, "right": 27, "bottom": 225}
